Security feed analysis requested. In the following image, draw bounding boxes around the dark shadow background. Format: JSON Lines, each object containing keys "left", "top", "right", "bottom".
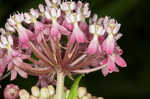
{"left": 0, "top": 0, "right": 150, "bottom": 99}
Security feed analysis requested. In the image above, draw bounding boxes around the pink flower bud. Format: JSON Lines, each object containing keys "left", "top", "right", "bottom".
{"left": 4, "top": 84, "right": 19, "bottom": 99}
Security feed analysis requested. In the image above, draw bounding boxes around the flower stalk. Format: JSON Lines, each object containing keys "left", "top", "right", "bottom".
{"left": 56, "top": 71, "right": 65, "bottom": 99}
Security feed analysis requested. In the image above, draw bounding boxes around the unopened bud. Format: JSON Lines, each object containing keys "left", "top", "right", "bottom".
{"left": 78, "top": 87, "right": 87, "bottom": 98}
{"left": 81, "top": 95, "right": 89, "bottom": 99}
{"left": 97, "top": 97, "right": 104, "bottom": 99}
{"left": 4, "top": 84, "right": 19, "bottom": 99}
{"left": 87, "top": 93, "right": 92, "bottom": 98}
{"left": 19, "top": 89, "right": 30, "bottom": 99}
{"left": 40, "top": 87, "right": 50, "bottom": 99}
{"left": 31, "top": 86, "right": 40, "bottom": 97}
{"left": 48, "top": 85, "right": 55, "bottom": 96}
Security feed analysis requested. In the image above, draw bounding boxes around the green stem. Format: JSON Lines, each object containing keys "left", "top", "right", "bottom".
{"left": 56, "top": 71, "right": 65, "bottom": 99}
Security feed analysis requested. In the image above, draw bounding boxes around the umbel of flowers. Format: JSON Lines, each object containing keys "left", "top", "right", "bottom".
{"left": 0, "top": 0, "right": 126, "bottom": 99}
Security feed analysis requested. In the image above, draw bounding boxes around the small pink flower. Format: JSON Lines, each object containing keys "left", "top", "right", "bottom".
{"left": 5, "top": 50, "right": 29, "bottom": 80}
{"left": 102, "top": 35, "right": 115, "bottom": 55}
{"left": 4, "top": 84, "right": 19, "bottom": 99}
{"left": 9, "top": 57, "right": 28, "bottom": 80}
{"left": 87, "top": 37, "right": 101, "bottom": 54}
{"left": 101, "top": 46, "right": 126, "bottom": 76}
{"left": 51, "top": 22, "right": 71, "bottom": 39}
{"left": 103, "top": 16, "right": 121, "bottom": 35}
{"left": 87, "top": 23, "right": 105, "bottom": 54}
{"left": 16, "top": 25, "right": 33, "bottom": 48}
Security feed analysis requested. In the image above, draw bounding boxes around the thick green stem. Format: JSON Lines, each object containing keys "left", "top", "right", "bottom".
{"left": 56, "top": 71, "right": 65, "bottom": 99}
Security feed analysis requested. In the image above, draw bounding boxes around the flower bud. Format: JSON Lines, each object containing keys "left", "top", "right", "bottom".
{"left": 81, "top": 95, "right": 89, "bottom": 99}
{"left": 97, "top": 97, "right": 104, "bottom": 99}
{"left": 19, "top": 89, "right": 30, "bottom": 99}
{"left": 4, "top": 84, "right": 19, "bottom": 99}
{"left": 40, "top": 87, "right": 50, "bottom": 99}
{"left": 48, "top": 85, "right": 55, "bottom": 96}
{"left": 31, "top": 86, "right": 40, "bottom": 97}
{"left": 87, "top": 93, "right": 92, "bottom": 98}
{"left": 78, "top": 87, "right": 87, "bottom": 98}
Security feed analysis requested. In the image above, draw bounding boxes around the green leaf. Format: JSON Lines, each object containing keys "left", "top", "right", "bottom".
{"left": 67, "top": 74, "right": 84, "bottom": 99}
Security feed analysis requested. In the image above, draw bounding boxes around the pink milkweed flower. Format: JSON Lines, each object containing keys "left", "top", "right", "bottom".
{"left": 103, "top": 16, "right": 121, "bottom": 35}
{"left": 16, "top": 25, "right": 33, "bottom": 48}
{"left": 7, "top": 14, "right": 34, "bottom": 48}
{"left": 4, "top": 84, "right": 19, "bottom": 99}
{"left": 60, "top": 1, "right": 76, "bottom": 31}
{"left": 102, "top": 16, "right": 121, "bottom": 54}
{"left": 45, "top": 7, "right": 70, "bottom": 39}
{"left": 101, "top": 46, "right": 127, "bottom": 76}
{"left": 66, "top": 13, "right": 87, "bottom": 44}
{"left": 0, "top": 34, "right": 29, "bottom": 80}
{"left": 7, "top": 51, "right": 28, "bottom": 80}
{"left": 87, "top": 23, "right": 105, "bottom": 54}
{"left": 76, "top": 1, "right": 91, "bottom": 21}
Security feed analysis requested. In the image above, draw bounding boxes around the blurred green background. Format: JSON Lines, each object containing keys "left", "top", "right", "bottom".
{"left": 0, "top": 0, "right": 150, "bottom": 99}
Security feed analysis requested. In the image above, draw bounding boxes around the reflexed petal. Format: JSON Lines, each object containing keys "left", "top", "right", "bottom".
{"left": 73, "top": 27, "right": 87, "bottom": 43}
{"left": 69, "top": 33, "right": 76, "bottom": 44}
{"left": 115, "top": 55, "right": 127, "bottom": 67}
{"left": 87, "top": 38, "right": 98, "bottom": 54}
{"left": 107, "top": 57, "right": 116, "bottom": 73}
{"left": 17, "top": 28, "right": 29, "bottom": 48}
{"left": 13, "top": 57, "right": 23, "bottom": 66}
{"left": 11, "top": 70, "right": 17, "bottom": 80}
{"left": 113, "top": 24, "right": 121, "bottom": 34}
{"left": 58, "top": 24, "right": 70, "bottom": 35}
{"left": 8, "top": 62, "right": 13, "bottom": 71}
{"left": 101, "top": 66, "right": 109, "bottom": 77}
{"left": 17, "top": 69, "right": 28, "bottom": 78}
{"left": 50, "top": 23, "right": 60, "bottom": 38}
{"left": 102, "top": 35, "right": 115, "bottom": 54}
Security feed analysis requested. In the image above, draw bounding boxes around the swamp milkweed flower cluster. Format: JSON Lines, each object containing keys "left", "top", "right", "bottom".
{"left": 0, "top": 0, "right": 127, "bottom": 99}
